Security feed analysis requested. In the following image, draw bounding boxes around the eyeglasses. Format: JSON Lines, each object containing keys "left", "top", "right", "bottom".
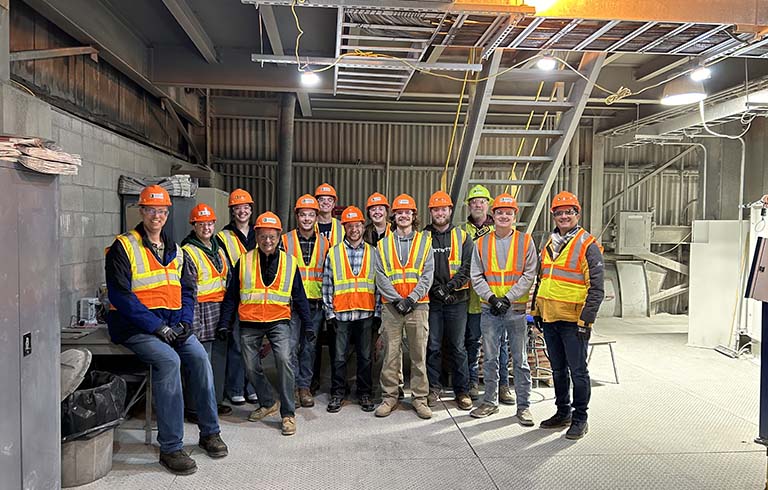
{"left": 552, "top": 209, "right": 577, "bottom": 217}
{"left": 143, "top": 208, "right": 169, "bottom": 217}
{"left": 258, "top": 234, "right": 278, "bottom": 242}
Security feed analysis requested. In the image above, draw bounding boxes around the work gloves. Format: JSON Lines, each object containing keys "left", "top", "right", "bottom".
{"left": 489, "top": 295, "right": 511, "bottom": 316}
{"left": 432, "top": 284, "right": 458, "bottom": 305}
{"left": 155, "top": 325, "right": 178, "bottom": 344}
{"left": 394, "top": 297, "right": 415, "bottom": 315}
{"left": 216, "top": 326, "right": 229, "bottom": 341}
{"left": 577, "top": 326, "right": 592, "bottom": 342}
{"left": 533, "top": 316, "right": 544, "bottom": 332}
{"left": 156, "top": 322, "right": 192, "bottom": 346}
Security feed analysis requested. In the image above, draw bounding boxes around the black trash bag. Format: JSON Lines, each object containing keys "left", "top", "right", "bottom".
{"left": 61, "top": 370, "right": 127, "bottom": 442}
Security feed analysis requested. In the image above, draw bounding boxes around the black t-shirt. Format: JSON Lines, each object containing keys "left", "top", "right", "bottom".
{"left": 317, "top": 222, "right": 332, "bottom": 242}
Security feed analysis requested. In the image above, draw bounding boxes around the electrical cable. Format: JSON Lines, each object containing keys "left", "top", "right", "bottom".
{"left": 655, "top": 232, "right": 692, "bottom": 255}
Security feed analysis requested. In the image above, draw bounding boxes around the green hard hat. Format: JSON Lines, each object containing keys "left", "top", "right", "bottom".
{"left": 466, "top": 184, "right": 492, "bottom": 202}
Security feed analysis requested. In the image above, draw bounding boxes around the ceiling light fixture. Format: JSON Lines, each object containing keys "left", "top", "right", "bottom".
{"left": 660, "top": 77, "right": 707, "bottom": 106}
{"left": 300, "top": 70, "right": 320, "bottom": 86}
{"left": 536, "top": 55, "right": 557, "bottom": 71}
{"left": 689, "top": 66, "right": 712, "bottom": 82}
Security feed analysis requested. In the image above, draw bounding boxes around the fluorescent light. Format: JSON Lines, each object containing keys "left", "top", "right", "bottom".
{"left": 660, "top": 77, "right": 707, "bottom": 106}
{"left": 689, "top": 66, "right": 712, "bottom": 82}
{"left": 300, "top": 71, "right": 320, "bottom": 86}
{"left": 536, "top": 56, "right": 556, "bottom": 71}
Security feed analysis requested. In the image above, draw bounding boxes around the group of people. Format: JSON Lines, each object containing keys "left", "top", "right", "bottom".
{"left": 105, "top": 182, "right": 604, "bottom": 476}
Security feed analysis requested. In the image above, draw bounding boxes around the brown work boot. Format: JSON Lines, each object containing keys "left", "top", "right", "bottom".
{"left": 412, "top": 398, "right": 433, "bottom": 420}
{"left": 517, "top": 408, "right": 534, "bottom": 427}
{"left": 470, "top": 403, "right": 499, "bottom": 419}
{"left": 427, "top": 388, "right": 441, "bottom": 407}
{"left": 468, "top": 383, "right": 480, "bottom": 401}
{"left": 281, "top": 416, "right": 296, "bottom": 436}
{"left": 298, "top": 388, "right": 315, "bottom": 408}
{"left": 455, "top": 393, "right": 473, "bottom": 411}
{"left": 248, "top": 401, "right": 279, "bottom": 421}
{"left": 499, "top": 385, "right": 516, "bottom": 405}
{"left": 374, "top": 397, "right": 398, "bottom": 417}
{"left": 198, "top": 433, "right": 228, "bottom": 459}
{"left": 159, "top": 450, "right": 197, "bottom": 475}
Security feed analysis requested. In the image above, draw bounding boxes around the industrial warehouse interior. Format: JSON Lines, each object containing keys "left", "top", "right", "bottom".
{"left": 3, "top": 0, "right": 768, "bottom": 489}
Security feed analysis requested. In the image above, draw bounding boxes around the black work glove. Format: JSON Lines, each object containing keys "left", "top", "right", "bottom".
{"left": 327, "top": 318, "right": 338, "bottom": 331}
{"left": 533, "top": 316, "right": 544, "bottom": 332}
{"left": 577, "top": 326, "right": 592, "bottom": 342}
{"left": 216, "top": 326, "right": 229, "bottom": 341}
{"left": 489, "top": 295, "right": 511, "bottom": 316}
{"left": 173, "top": 322, "right": 192, "bottom": 345}
{"left": 431, "top": 285, "right": 449, "bottom": 302}
{"left": 443, "top": 293, "right": 457, "bottom": 305}
{"left": 155, "top": 324, "right": 178, "bottom": 344}
{"left": 395, "top": 297, "right": 415, "bottom": 315}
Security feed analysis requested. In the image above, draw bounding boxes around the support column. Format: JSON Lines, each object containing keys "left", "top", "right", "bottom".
{"left": 276, "top": 93, "right": 296, "bottom": 224}
{"left": 589, "top": 132, "right": 605, "bottom": 236}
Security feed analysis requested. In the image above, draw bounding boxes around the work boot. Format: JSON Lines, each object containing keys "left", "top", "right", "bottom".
{"left": 217, "top": 404, "right": 233, "bottom": 416}
{"left": 516, "top": 408, "right": 534, "bottom": 427}
{"left": 565, "top": 420, "right": 588, "bottom": 440}
{"left": 375, "top": 397, "right": 398, "bottom": 417}
{"left": 468, "top": 383, "right": 480, "bottom": 401}
{"left": 455, "top": 393, "right": 473, "bottom": 411}
{"left": 159, "top": 450, "right": 197, "bottom": 475}
{"left": 540, "top": 411, "right": 572, "bottom": 429}
{"left": 412, "top": 398, "right": 433, "bottom": 420}
{"left": 427, "top": 388, "right": 441, "bottom": 407}
{"left": 299, "top": 388, "right": 315, "bottom": 408}
{"left": 246, "top": 393, "right": 259, "bottom": 404}
{"left": 499, "top": 385, "right": 516, "bottom": 405}
{"left": 327, "top": 396, "right": 343, "bottom": 413}
{"left": 228, "top": 395, "right": 246, "bottom": 406}
{"left": 248, "top": 401, "right": 279, "bottom": 421}
{"left": 281, "top": 416, "right": 297, "bottom": 436}
{"left": 198, "top": 433, "right": 228, "bottom": 459}
{"left": 470, "top": 403, "right": 499, "bottom": 419}
{"left": 359, "top": 394, "right": 375, "bottom": 412}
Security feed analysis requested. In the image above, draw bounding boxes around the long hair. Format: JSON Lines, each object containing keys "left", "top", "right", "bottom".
{"left": 389, "top": 212, "right": 420, "bottom": 231}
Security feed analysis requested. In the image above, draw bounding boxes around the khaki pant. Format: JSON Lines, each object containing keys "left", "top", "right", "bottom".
{"left": 380, "top": 303, "right": 429, "bottom": 400}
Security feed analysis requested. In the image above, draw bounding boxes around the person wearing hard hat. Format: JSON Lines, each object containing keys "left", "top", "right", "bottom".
{"left": 281, "top": 194, "right": 330, "bottom": 409}
{"left": 315, "top": 183, "right": 344, "bottom": 246}
{"left": 464, "top": 184, "right": 514, "bottom": 404}
{"left": 373, "top": 193, "right": 435, "bottom": 419}
{"left": 105, "top": 185, "right": 228, "bottom": 475}
{"left": 423, "top": 191, "right": 474, "bottom": 411}
{"left": 363, "top": 192, "right": 392, "bottom": 245}
{"left": 469, "top": 193, "right": 538, "bottom": 427}
{"left": 322, "top": 206, "right": 379, "bottom": 413}
{"left": 532, "top": 191, "right": 604, "bottom": 440}
{"left": 181, "top": 204, "right": 232, "bottom": 421}
{"left": 217, "top": 212, "right": 313, "bottom": 436}
{"left": 216, "top": 189, "right": 257, "bottom": 406}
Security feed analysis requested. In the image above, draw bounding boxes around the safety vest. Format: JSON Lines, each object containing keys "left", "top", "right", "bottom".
{"left": 115, "top": 230, "right": 183, "bottom": 310}
{"left": 465, "top": 220, "right": 494, "bottom": 313}
{"left": 537, "top": 228, "right": 596, "bottom": 304}
{"left": 182, "top": 244, "right": 228, "bottom": 303}
{"left": 427, "top": 226, "right": 470, "bottom": 291}
{"left": 281, "top": 230, "right": 329, "bottom": 300}
{"left": 476, "top": 230, "right": 532, "bottom": 305}
{"left": 217, "top": 229, "right": 246, "bottom": 266}
{"left": 317, "top": 218, "right": 344, "bottom": 246}
{"left": 377, "top": 231, "right": 431, "bottom": 304}
{"left": 238, "top": 250, "right": 297, "bottom": 323}
{"left": 328, "top": 242, "right": 376, "bottom": 313}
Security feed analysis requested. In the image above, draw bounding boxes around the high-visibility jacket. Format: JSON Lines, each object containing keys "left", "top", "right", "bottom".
{"left": 115, "top": 230, "right": 183, "bottom": 310}
{"left": 444, "top": 227, "right": 470, "bottom": 291}
{"left": 317, "top": 218, "right": 344, "bottom": 246}
{"left": 217, "top": 229, "right": 246, "bottom": 266}
{"left": 377, "top": 231, "right": 431, "bottom": 304}
{"left": 537, "top": 228, "right": 597, "bottom": 305}
{"left": 465, "top": 220, "right": 494, "bottom": 314}
{"left": 238, "top": 250, "right": 297, "bottom": 323}
{"left": 182, "top": 244, "right": 228, "bottom": 303}
{"left": 476, "top": 230, "right": 532, "bottom": 305}
{"left": 328, "top": 242, "right": 376, "bottom": 313}
{"left": 281, "top": 230, "right": 329, "bottom": 300}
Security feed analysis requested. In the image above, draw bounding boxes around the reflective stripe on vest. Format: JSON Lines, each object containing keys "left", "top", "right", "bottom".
{"left": 448, "top": 227, "right": 469, "bottom": 291}
{"left": 281, "top": 230, "right": 329, "bottom": 300}
{"left": 476, "top": 230, "right": 531, "bottom": 304}
{"left": 537, "top": 228, "right": 595, "bottom": 304}
{"left": 377, "top": 231, "right": 431, "bottom": 303}
{"left": 238, "top": 250, "right": 297, "bottom": 323}
{"left": 182, "top": 244, "right": 228, "bottom": 303}
{"left": 115, "top": 230, "right": 183, "bottom": 310}
{"left": 217, "top": 229, "right": 246, "bottom": 266}
{"left": 329, "top": 242, "right": 376, "bottom": 313}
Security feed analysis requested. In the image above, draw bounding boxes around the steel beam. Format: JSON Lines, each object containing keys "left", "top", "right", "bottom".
{"left": 525, "top": 52, "right": 606, "bottom": 235}
{"left": 161, "top": 0, "right": 218, "bottom": 63}
{"left": 9, "top": 46, "right": 97, "bottom": 62}
{"left": 480, "top": 14, "right": 521, "bottom": 60}
{"left": 589, "top": 132, "right": 605, "bottom": 236}
{"left": 243, "top": 0, "right": 534, "bottom": 15}
{"left": 259, "top": 5, "right": 284, "bottom": 56}
{"left": 604, "top": 22, "right": 656, "bottom": 52}
{"left": 633, "top": 55, "right": 691, "bottom": 83}
{"left": 670, "top": 24, "right": 731, "bottom": 54}
{"left": 573, "top": 20, "right": 620, "bottom": 51}
{"left": 162, "top": 97, "right": 205, "bottom": 166}
{"left": 333, "top": 7, "right": 343, "bottom": 95}
{"left": 635, "top": 251, "right": 689, "bottom": 276}
{"left": 638, "top": 23, "right": 695, "bottom": 53}
{"left": 540, "top": 18, "right": 583, "bottom": 50}
{"left": 507, "top": 17, "right": 545, "bottom": 49}
{"left": 297, "top": 92, "right": 312, "bottom": 117}
{"left": 250, "top": 54, "right": 482, "bottom": 72}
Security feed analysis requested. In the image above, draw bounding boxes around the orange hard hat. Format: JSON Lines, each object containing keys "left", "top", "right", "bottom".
{"left": 295, "top": 194, "right": 320, "bottom": 212}
{"left": 550, "top": 191, "right": 581, "bottom": 213}
{"left": 366, "top": 192, "right": 390, "bottom": 209}
{"left": 139, "top": 185, "right": 172, "bottom": 206}
{"left": 189, "top": 203, "right": 216, "bottom": 223}
{"left": 428, "top": 191, "right": 453, "bottom": 209}
{"left": 491, "top": 193, "right": 519, "bottom": 213}
{"left": 340, "top": 206, "right": 365, "bottom": 224}
{"left": 253, "top": 211, "right": 282, "bottom": 231}
{"left": 391, "top": 193, "right": 417, "bottom": 212}
{"left": 314, "top": 183, "right": 337, "bottom": 200}
{"left": 228, "top": 188, "right": 254, "bottom": 207}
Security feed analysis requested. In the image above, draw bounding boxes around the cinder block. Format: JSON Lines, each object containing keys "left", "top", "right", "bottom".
{"left": 85, "top": 237, "right": 107, "bottom": 262}
{"left": 103, "top": 192, "right": 121, "bottom": 214}
{"left": 94, "top": 165, "right": 114, "bottom": 190}
{"left": 52, "top": 111, "right": 72, "bottom": 130}
{"left": 95, "top": 213, "right": 112, "bottom": 237}
{"left": 70, "top": 163, "right": 94, "bottom": 187}
{"left": 60, "top": 212, "right": 74, "bottom": 237}
{"left": 84, "top": 259, "right": 105, "bottom": 291}
{"left": 58, "top": 129, "right": 83, "bottom": 156}
{"left": 70, "top": 118, "right": 82, "bottom": 134}
{"left": 83, "top": 136, "right": 105, "bottom": 162}
{"left": 61, "top": 237, "right": 86, "bottom": 266}
{"left": 117, "top": 149, "right": 135, "bottom": 172}
{"left": 60, "top": 264, "right": 75, "bottom": 292}
{"left": 83, "top": 188, "right": 103, "bottom": 213}
{"left": 61, "top": 185, "right": 84, "bottom": 212}
{"left": 76, "top": 213, "right": 96, "bottom": 237}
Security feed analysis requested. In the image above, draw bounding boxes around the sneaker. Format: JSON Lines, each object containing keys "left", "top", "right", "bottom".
{"left": 228, "top": 395, "right": 246, "bottom": 406}
{"left": 298, "top": 388, "right": 315, "bottom": 408}
{"left": 455, "top": 393, "right": 473, "bottom": 411}
{"left": 516, "top": 408, "right": 534, "bottom": 427}
{"left": 281, "top": 416, "right": 297, "bottom": 436}
{"left": 412, "top": 398, "right": 433, "bottom": 420}
{"left": 427, "top": 388, "right": 441, "bottom": 407}
{"left": 470, "top": 403, "right": 499, "bottom": 419}
{"left": 198, "top": 433, "right": 228, "bottom": 459}
{"left": 468, "top": 383, "right": 480, "bottom": 401}
{"left": 540, "top": 412, "right": 572, "bottom": 429}
{"left": 499, "top": 385, "right": 516, "bottom": 405}
{"left": 327, "top": 396, "right": 343, "bottom": 413}
{"left": 359, "top": 394, "right": 374, "bottom": 412}
{"left": 159, "top": 450, "right": 197, "bottom": 475}
{"left": 248, "top": 401, "right": 279, "bottom": 421}
{"left": 565, "top": 420, "right": 588, "bottom": 440}
{"left": 217, "top": 404, "right": 233, "bottom": 416}
{"left": 246, "top": 393, "right": 259, "bottom": 404}
{"left": 375, "top": 397, "right": 398, "bottom": 417}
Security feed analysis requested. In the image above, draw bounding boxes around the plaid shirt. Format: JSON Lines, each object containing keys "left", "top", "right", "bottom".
{"left": 322, "top": 239, "right": 381, "bottom": 322}
{"left": 182, "top": 248, "right": 228, "bottom": 342}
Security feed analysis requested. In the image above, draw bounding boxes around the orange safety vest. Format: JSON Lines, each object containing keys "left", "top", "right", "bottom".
{"left": 114, "top": 230, "right": 183, "bottom": 310}
{"left": 328, "top": 242, "right": 376, "bottom": 313}
{"left": 316, "top": 218, "right": 344, "bottom": 247}
{"left": 281, "top": 230, "right": 329, "bottom": 300}
{"left": 238, "top": 250, "right": 297, "bottom": 323}
{"left": 217, "top": 229, "right": 247, "bottom": 266}
{"left": 476, "top": 230, "right": 532, "bottom": 304}
{"left": 377, "top": 231, "right": 431, "bottom": 304}
{"left": 537, "top": 228, "right": 597, "bottom": 304}
{"left": 182, "top": 244, "right": 228, "bottom": 303}
{"left": 429, "top": 227, "right": 469, "bottom": 291}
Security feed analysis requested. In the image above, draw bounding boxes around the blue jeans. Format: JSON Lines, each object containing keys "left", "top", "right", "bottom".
{"left": 480, "top": 307, "right": 531, "bottom": 408}
{"left": 240, "top": 323, "right": 295, "bottom": 417}
{"left": 427, "top": 301, "right": 470, "bottom": 394}
{"left": 332, "top": 317, "right": 373, "bottom": 397}
{"left": 224, "top": 317, "right": 255, "bottom": 399}
{"left": 466, "top": 312, "right": 510, "bottom": 387}
{"left": 542, "top": 320, "right": 591, "bottom": 422}
{"left": 184, "top": 337, "right": 228, "bottom": 413}
{"left": 289, "top": 303, "right": 325, "bottom": 390}
{"left": 122, "top": 333, "right": 219, "bottom": 453}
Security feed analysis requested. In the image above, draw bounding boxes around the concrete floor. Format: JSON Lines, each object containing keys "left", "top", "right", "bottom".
{"left": 78, "top": 314, "right": 766, "bottom": 489}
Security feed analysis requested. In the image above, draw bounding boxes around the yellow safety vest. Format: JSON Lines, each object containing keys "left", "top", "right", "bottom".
{"left": 377, "top": 231, "right": 431, "bottom": 304}
{"left": 239, "top": 250, "right": 297, "bottom": 323}
{"left": 328, "top": 242, "right": 376, "bottom": 313}
{"left": 476, "top": 230, "right": 532, "bottom": 305}
{"left": 316, "top": 218, "right": 344, "bottom": 247}
{"left": 537, "top": 228, "right": 596, "bottom": 304}
{"left": 182, "top": 244, "right": 228, "bottom": 303}
{"left": 281, "top": 230, "right": 329, "bottom": 300}
{"left": 217, "top": 229, "right": 246, "bottom": 266}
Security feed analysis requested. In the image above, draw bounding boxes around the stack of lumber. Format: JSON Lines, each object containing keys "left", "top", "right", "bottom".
{"left": 0, "top": 136, "right": 81, "bottom": 175}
